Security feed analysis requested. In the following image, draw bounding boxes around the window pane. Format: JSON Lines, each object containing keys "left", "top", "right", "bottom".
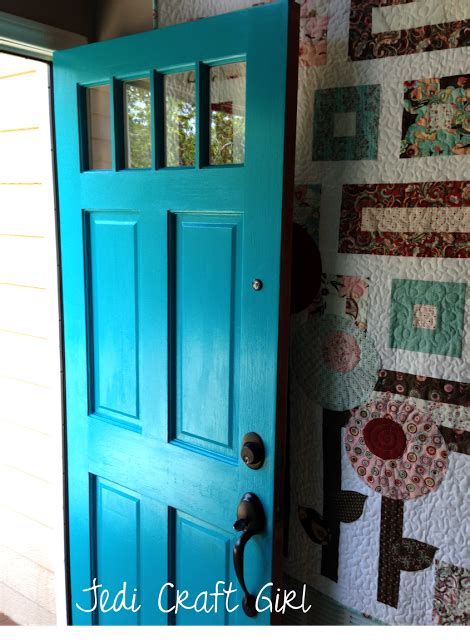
{"left": 210, "top": 62, "right": 246, "bottom": 165}
{"left": 165, "top": 72, "right": 196, "bottom": 167}
{"left": 124, "top": 77, "right": 152, "bottom": 169}
{"left": 87, "top": 85, "right": 112, "bottom": 170}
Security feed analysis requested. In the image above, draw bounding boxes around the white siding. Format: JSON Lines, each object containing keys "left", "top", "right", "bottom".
{"left": 0, "top": 52, "right": 62, "bottom": 626}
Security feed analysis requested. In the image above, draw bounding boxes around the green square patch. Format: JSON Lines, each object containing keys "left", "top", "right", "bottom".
{"left": 312, "top": 85, "right": 381, "bottom": 161}
{"left": 389, "top": 279, "right": 467, "bottom": 358}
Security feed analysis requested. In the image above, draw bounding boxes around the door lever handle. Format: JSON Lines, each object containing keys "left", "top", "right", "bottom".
{"left": 233, "top": 492, "right": 266, "bottom": 617}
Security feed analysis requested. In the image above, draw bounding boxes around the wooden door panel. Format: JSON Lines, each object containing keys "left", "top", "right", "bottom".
{"left": 94, "top": 478, "right": 140, "bottom": 625}
{"left": 173, "top": 213, "right": 242, "bottom": 457}
{"left": 174, "top": 510, "right": 237, "bottom": 625}
{"left": 85, "top": 211, "right": 141, "bottom": 429}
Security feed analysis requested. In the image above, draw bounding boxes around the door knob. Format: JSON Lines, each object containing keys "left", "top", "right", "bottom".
{"left": 233, "top": 492, "right": 266, "bottom": 617}
{"left": 240, "top": 432, "right": 265, "bottom": 469}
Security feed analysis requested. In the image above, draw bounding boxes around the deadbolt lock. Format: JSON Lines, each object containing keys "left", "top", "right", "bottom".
{"left": 240, "top": 432, "right": 265, "bottom": 470}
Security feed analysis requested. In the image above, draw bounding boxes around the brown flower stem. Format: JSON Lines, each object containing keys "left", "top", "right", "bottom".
{"left": 321, "top": 409, "right": 350, "bottom": 582}
{"left": 378, "top": 496, "right": 404, "bottom": 608}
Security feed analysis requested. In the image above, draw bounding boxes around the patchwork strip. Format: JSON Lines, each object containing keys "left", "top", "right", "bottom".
{"left": 349, "top": 0, "right": 470, "bottom": 62}
{"left": 372, "top": 0, "right": 470, "bottom": 34}
{"left": 339, "top": 182, "right": 470, "bottom": 258}
{"left": 375, "top": 369, "right": 470, "bottom": 407}
{"left": 361, "top": 207, "right": 470, "bottom": 234}
{"left": 372, "top": 390, "right": 470, "bottom": 433}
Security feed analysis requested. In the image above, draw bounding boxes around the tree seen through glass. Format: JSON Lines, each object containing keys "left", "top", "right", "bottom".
{"left": 125, "top": 79, "right": 152, "bottom": 168}
{"left": 123, "top": 66, "right": 246, "bottom": 168}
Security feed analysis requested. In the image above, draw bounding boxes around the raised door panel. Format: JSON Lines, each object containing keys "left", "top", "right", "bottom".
{"left": 172, "top": 213, "right": 242, "bottom": 459}
{"left": 85, "top": 212, "right": 141, "bottom": 431}
{"left": 89, "top": 477, "right": 167, "bottom": 626}
{"left": 173, "top": 510, "right": 238, "bottom": 625}
{"left": 94, "top": 478, "right": 140, "bottom": 626}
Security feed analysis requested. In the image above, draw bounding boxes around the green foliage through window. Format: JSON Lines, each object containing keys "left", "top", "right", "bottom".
{"left": 125, "top": 79, "right": 152, "bottom": 169}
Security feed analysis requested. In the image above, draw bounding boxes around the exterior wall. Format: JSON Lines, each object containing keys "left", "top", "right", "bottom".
{"left": 0, "top": 53, "right": 62, "bottom": 626}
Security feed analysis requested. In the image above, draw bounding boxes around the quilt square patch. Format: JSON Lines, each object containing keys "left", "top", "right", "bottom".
{"left": 349, "top": 0, "right": 470, "bottom": 62}
{"left": 401, "top": 75, "right": 470, "bottom": 158}
{"left": 432, "top": 561, "right": 470, "bottom": 625}
{"left": 312, "top": 85, "right": 381, "bottom": 161}
{"left": 412, "top": 304, "right": 437, "bottom": 330}
{"left": 389, "top": 279, "right": 467, "bottom": 358}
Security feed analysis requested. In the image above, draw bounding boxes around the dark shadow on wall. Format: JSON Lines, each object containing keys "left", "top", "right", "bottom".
{"left": 0, "top": 0, "right": 93, "bottom": 38}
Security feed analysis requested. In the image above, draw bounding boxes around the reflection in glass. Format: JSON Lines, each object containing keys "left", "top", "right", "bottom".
{"left": 124, "top": 77, "right": 152, "bottom": 168}
{"left": 165, "top": 72, "right": 196, "bottom": 167}
{"left": 210, "top": 62, "right": 246, "bottom": 165}
{"left": 87, "top": 85, "right": 112, "bottom": 170}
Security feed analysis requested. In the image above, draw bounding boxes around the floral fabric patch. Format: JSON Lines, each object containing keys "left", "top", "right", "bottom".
{"left": 312, "top": 274, "right": 369, "bottom": 330}
{"left": 349, "top": 0, "right": 470, "bottom": 62}
{"left": 339, "top": 182, "right": 470, "bottom": 258}
{"left": 292, "top": 314, "right": 380, "bottom": 411}
{"left": 345, "top": 396, "right": 449, "bottom": 500}
{"left": 401, "top": 75, "right": 470, "bottom": 158}
{"left": 433, "top": 561, "right": 470, "bottom": 625}
{"left": 412, "top": 304, "right": 437, "bottom": 330}
{"left": 312, "top": 85, "right": 381, "bottom": 161}
{"left": 439, "top": 427, "right": 470, "bottom": 456}
{"left": 299, "top": 1, "right": 328, "bottom": 68}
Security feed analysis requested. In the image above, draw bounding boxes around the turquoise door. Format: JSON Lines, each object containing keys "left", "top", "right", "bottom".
{"left": 54, "top": 0, "right": 298, "bottom": 626}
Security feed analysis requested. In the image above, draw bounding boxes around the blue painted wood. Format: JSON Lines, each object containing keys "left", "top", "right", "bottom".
{"left": 86, "top": 212, "right": 140, "bottom": 428}
{"left": 54, "top": 0, "right": 295, "bottom": 626}
{"left": 95, "top": 479, "right": 140, "bottom": 625}
{"left": 175, "top": 214, "right": 242, "bottom": 456}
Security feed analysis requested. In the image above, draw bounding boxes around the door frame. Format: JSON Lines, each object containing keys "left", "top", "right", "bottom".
{"left": 270, "top": 0, "right": 299, "bottom": 626}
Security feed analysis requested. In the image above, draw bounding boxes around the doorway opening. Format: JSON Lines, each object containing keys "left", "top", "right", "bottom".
{"left": 0, "top": 51, "right": 65, "bottom": 626}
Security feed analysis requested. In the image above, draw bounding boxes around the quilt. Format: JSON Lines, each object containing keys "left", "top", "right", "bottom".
{"left": 158, "top": 0, "right": 470, "bottom": 626}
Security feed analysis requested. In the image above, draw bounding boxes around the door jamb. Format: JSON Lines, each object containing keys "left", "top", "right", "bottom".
{"left": 271, "top": 0, "right": 300, "bottom": 625}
